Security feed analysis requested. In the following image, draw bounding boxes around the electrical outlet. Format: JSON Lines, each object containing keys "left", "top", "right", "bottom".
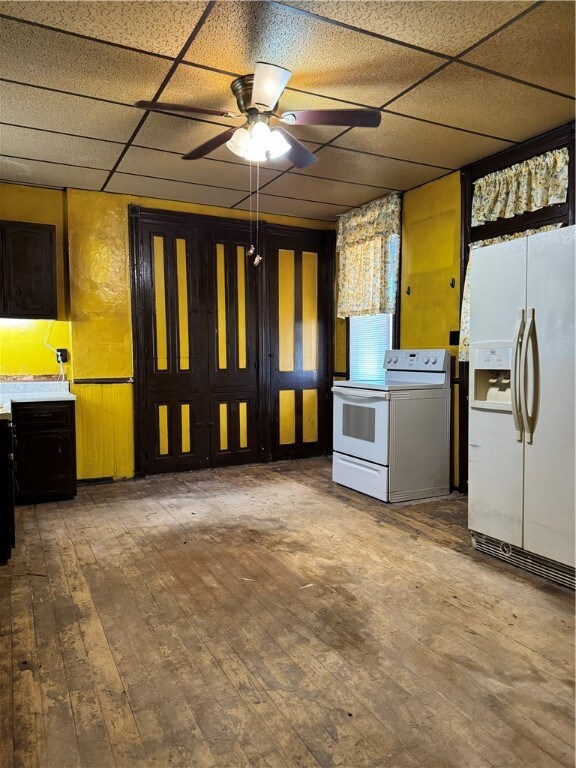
{"left": 56, "top": 348, "right": 69, "bottom": 363}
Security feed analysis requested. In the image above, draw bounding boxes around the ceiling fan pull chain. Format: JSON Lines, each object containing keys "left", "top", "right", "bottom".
{"left": 248, "top": 158, "right": 253, "bottom": 255}
{"left": 254, "top": 162, "right": 262, "bottom": 266}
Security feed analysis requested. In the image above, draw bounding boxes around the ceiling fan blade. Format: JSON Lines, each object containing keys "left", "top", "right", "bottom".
{"left": 251, "top": 62, "right": 292, "bottom": 111}
{"left": 181, "top": 127, "right": 237, "bottom": 160}
{"left": 274, "top": 128, "right": 318, "bottom": 168}
{"left": 135, "top": 100, "right": 240, "bottom": 119}
{"left": 281, "top": 109, "right": 382, "bottom": 128}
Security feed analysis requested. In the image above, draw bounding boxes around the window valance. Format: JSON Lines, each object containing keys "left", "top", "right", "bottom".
{"left": 336, "top": 194, "right": 401, "bottom": 318}
{"left": 471, "top": 147, "right": 569, "bottom": 227}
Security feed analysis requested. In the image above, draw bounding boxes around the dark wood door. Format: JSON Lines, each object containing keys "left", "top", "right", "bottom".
{"left": 207, "top": 234, "right": 260, "bottom": 466}
{"left": 1, "top": 221, "right": 56, "bottom": 318}
{"left": 131, "top": 208, "right": 334, "bottom": 475}
{"left": 136, "top": 219, "right": 261, "bottom": 473}
{"left": 139, "top": 223, "right": 211, "bottom": 473}
{"left": 267, "top": 230, "right": 333, "bottom": 460}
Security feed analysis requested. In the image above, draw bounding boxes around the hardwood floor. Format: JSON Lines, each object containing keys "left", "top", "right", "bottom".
{"left": 1, "top": 457, "right": 574, "bottom": 768}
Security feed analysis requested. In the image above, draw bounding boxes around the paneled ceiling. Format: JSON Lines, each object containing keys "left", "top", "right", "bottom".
{"left": 0, "top": 0, "right": 574, "bottom": 221}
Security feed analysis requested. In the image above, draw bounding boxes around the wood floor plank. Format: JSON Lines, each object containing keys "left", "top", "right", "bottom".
{"left": 0, "top": 563, "right": 14, "bottom": 768}
{"left": 52, "top": 536, "right": 150, "bottom": 767}
{"left": 10, "top": 512, "right": 47, "bottom": 768}
{"left": 3, "top": 458, "right": 574, "bottom": 768}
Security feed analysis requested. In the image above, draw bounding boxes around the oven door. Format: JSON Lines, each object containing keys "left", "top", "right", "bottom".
{"left": 332, "top": 387, "right": 389, "bottom": 465}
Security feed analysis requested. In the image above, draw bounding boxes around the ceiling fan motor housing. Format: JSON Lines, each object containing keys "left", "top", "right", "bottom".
{"left": 231, "top": 74, "right": 278, "bottom": 115}
{"left": 231, "top": 74, "right": 255, "bottom": 113}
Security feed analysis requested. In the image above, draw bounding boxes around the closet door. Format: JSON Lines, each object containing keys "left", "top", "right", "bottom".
{"left": 131, "top": 210, "right": 333, "bottom": 475}
{"left": 139, "top": 224, "right": 210, "bottom": 473}
{"left": 267, "top": 231, "right": 332, "bottom": 460}
{"left": 208, "top": 234, "right": 260, "bottom": 466}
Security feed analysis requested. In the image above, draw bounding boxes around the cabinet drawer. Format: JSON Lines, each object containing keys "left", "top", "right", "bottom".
{"left": 13, "top": 402, "right": 72, "bottom": 428}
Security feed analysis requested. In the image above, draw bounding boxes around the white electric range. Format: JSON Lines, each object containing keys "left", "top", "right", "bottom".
{"left": 332, "top": 349, "right": 451, "bottom": 503}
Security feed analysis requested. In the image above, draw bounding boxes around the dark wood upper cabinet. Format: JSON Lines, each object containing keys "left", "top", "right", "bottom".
{"left": 0, "top": 220, "right": 57, "bottom": 318}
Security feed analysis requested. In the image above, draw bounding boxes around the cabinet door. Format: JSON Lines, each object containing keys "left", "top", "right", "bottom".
{"left": 2, "top": 222, "right": 57, "bottom": 318}
{"left": 15, "top": 429, "right": 75, "bottom": 502}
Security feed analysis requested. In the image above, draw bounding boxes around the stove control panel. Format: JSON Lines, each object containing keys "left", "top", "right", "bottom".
{"left": 384, "top": 349, "right": 449, "bottom": 372}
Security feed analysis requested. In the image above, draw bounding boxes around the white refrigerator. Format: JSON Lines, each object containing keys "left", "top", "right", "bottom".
{"left": 468, "top": 225, "right": 575, "bottom": 587}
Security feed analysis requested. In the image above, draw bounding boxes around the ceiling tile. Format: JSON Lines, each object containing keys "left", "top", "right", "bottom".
{"left": 0, "top": 18, "right": 171, "bottom": 103}
{"left": 235, "top": 193, "right": 347, "bottom": 221}
{"left": 462, "top": 2, "right": 575, "bottom": 97}
{"left": 106, "top": 173, "right": 246, "bottom": 208}
{"left": 116, "top": 146, "right": 281, "bottom": 191}
{"left": 134, "top": 112, "right": 240, "bottom": 154}
{"left": 183, "top": 1, "right": 443, "bottom": 107}
{"left": 0, "top": 156, "right": 108, "bottom": 189}
{"left": 333, "top": 112, "right": 514, "bottom": 169}
{"left": 389, "top": 63, "right": 576, "bottom": 143}
{"left": 280, "top": 1, "right": 533, "bottom": 56}
{"left": 262, "top": 173, "right": 391, "bottom": 207}
{"left": 0, "top": 1, "right": 208, "bottom": 58}
{"left": 133, "top": 112, "right": 321, "bottom": 170}
{"left": 0, "top": 81, "right": 143, "bottom": 142}
{"left": 299, "top": 146, "right": 446, "bottom": 190}
{"left": 0, "top": 124, "right": 122, "bottom": 170}
{"left": 154, "top": 65, "right": 240, "bottom": 115}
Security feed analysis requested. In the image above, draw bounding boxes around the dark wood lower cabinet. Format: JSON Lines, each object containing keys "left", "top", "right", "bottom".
{"left": 0, "top": 419, "right": 15, "bottom": 564}
{"left": 13, "top": 401, "right": 77, "bottom": 504}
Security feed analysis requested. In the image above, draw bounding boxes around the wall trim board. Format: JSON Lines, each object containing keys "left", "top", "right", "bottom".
{"left": 128, "top": 204, "right": 335, "bottom": 233}
{"left": 73, "top": 378, "right": 133, "bottom": 384}
{"left": 78, "top": 477, "right": 114, "bottom": 486}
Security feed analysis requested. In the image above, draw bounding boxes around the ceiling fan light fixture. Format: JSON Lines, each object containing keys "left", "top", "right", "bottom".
{"left": 226, "top": 126, "right": 251, "bottom": 158}
{"left": 251, "top": 61, "right": 292, "bottom": 111}
{"left": 267, "top": 129, "right": 291, "bottom": 160}
{"left": 226, "top": 121, "right": 290, "bottom": 163}
{"left": 244, "top": 142, "right": 268, "bottom": 163}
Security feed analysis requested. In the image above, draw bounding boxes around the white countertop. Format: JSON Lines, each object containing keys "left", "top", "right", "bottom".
{"left": 0, "top": 382, "right": 76, "bottom": 420}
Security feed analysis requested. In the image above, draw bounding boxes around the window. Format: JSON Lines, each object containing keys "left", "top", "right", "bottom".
{"left": 349, "top": 313, "right": 393, "bottom": 383}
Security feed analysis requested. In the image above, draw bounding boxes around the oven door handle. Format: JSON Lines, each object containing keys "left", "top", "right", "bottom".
{"left": 332, "top": 388, "right": 388, "bottom": 401}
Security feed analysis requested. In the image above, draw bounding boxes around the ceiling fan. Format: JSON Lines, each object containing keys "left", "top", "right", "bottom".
{"left": 135, "top": 62, "right": 381, "bottom": 168}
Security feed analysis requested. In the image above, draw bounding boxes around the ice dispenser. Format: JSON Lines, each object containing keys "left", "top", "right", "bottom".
{"left": 471, "top": 346, "right": 513, "bottom": 409}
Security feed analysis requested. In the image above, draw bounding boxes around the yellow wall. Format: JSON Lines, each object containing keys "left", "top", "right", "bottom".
{"left": 0, "top": 184, "right": 72, "bottom": 377}
{"left": 1, "top": 181, "right": 332, "bottom": 480}
{"left": 401, "top": 172, "right": 461, "bottom": 352}
{"left": 400, "top": 172, "right": 461, "bottom": 484}
{"left": 72, "top": 383, "right": 134, "bottom": 480}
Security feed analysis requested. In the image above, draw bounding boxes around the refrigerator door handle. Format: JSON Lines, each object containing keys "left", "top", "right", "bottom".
{"left": 511, "top": 309, "right": 525, "bottom": 442}
{"left": 520, "top": 307, "right": 535, "bottom": 444}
